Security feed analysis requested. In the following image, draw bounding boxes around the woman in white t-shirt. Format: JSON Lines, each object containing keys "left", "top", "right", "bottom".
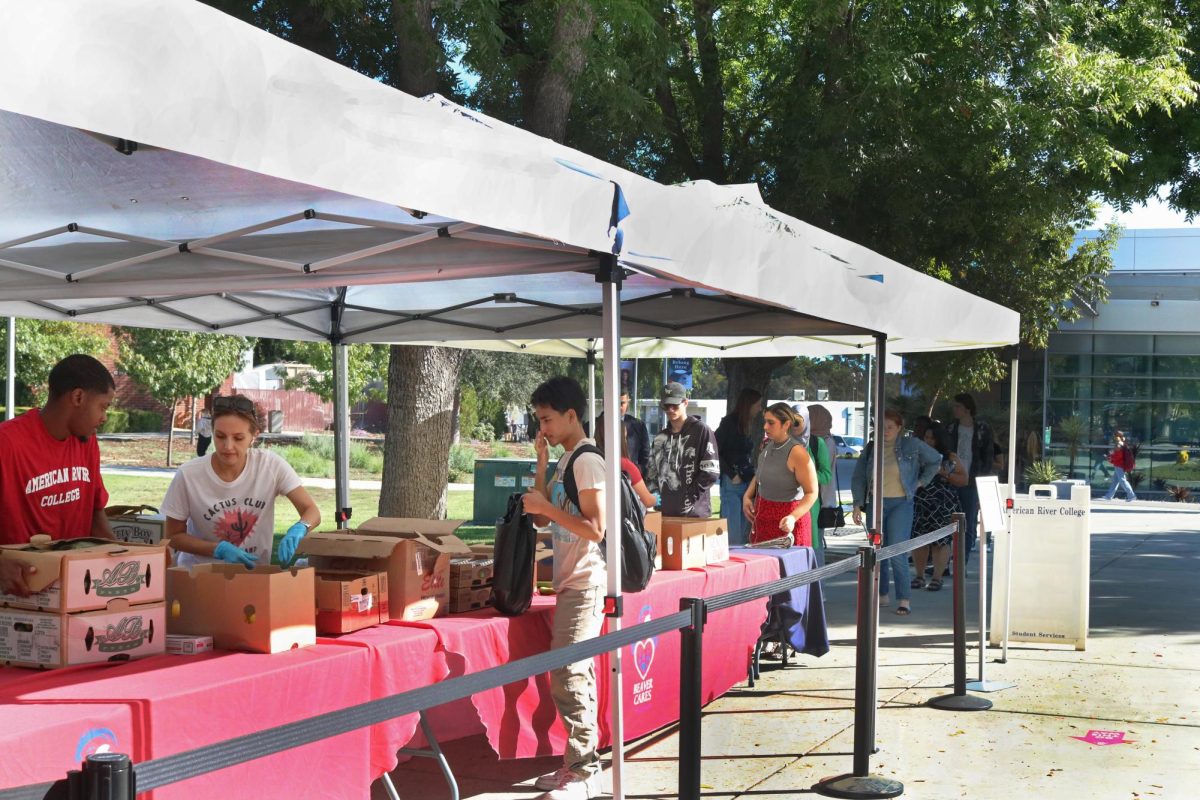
{"left": 162, "top": 395, "right": 320, "bottom": 568}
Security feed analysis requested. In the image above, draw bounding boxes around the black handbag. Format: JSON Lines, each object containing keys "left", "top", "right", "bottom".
{"left": 817, "top": 444, "right": 845, "bottom": 530}
{"left": 491, "top": 493, "right": 535, "bottom": 616}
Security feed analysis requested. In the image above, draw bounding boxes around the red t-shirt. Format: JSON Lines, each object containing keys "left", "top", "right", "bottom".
{"left": 621, "top": 457, "right": 643, "bottom": 485}
{"left": 0, "top": 409, "right": 108, "bottom": 544}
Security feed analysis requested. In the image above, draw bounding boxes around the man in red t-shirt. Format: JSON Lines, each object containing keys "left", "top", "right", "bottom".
{"left": 0, "top": 354, "right": 116, "bottom": 594}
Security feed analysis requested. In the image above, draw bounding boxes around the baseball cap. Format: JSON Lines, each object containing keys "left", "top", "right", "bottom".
{"left": 661, "top": 382, "right": 688, "bottom": 405}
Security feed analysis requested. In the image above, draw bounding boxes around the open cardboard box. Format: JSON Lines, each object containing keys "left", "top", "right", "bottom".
{"left": 299, "top": 519, "right": 471, "bottom": 620}
{"left": 105, "top": 505, "right": 166, "bottom": 545}
{"left": 0, "top": 597, "right": 165, "bottom": 669}
{"left": 705, "top": 519, "right": 730, "bottom": 563}
{"left": 0, "top": 535, "right": 166, "bottom": 613}
{"left": 166, "top": 563, "right": 316, "bottom": 654}
{"left": 314, "top": 569, "right": 388, "bottom": 634}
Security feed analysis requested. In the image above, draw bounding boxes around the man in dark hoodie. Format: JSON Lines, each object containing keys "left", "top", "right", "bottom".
{"left": 645, "top": 382, "right": 720, "bottom": 517}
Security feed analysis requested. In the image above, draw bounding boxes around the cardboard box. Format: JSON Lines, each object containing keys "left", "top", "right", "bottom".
{"left": 660, "top": 517, "right": 718, "bottom": 570}
{"left": 450, "top": 585, "right": 493, "bottom": 613}
{"left": 105, "top": 505, "right": 166, "bottom": 545}
{"left": 165, "top": 634, "right": 213, "bottom": 655}
{"left": 449, "top": 556, "right": 494, "bottom": 588}
{"left": 0, "top": 599, "right": 165, "bottom": 668}
{"left": 314, "top": 570, "right": 388, "bottom": 634}
{"left": 298, "top": 521, "right": 471, "bottom": 621}
{"left": 166, "top": 564, "right": 316, "bottom": 654}
{"left": 644, "top": 512, "right": 663, "bottom": 571}
{"left": 705, "top": 519, "right": 730, "bottom": 563}
{"left": 0, "top": 535, "right": 167, "bottom": 613}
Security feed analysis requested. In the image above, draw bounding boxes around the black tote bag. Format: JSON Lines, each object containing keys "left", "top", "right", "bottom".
{"left": 491, "top": 493, "right": 536, "bottom": 616}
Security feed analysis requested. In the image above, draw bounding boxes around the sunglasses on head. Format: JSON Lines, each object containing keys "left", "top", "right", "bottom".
{"left": 213, "top": 396, "right": 256, "bottom": 414}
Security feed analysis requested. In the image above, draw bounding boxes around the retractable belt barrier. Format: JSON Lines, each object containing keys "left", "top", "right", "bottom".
{"left": 2, "top": 517, "right": 994, "bottom": 800}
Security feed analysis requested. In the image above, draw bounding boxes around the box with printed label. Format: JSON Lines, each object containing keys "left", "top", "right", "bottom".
{"left": 660, "top": 517, "right": 718, "bottom": 570}
{"left": 105, "top": 505, "right": 166, "bottom": 545}
{"left": 166, "top": 563, "right": 316, "bottom": 654}
{"left": 450, "top": 585, "right": 494, "bottom": 613}
{"left": 314, "top": 570, "right": 388, "bottom": 634}
{"left": 0, "top": 535, "right": 167, "bottom": 613}
{"left": 298, "top": 519, "right": 470, "bottom": 621}
{"left": 165, "top": 634, "right": 213, "bottom": 655}
{"left": 0, "top": 598, "right": 165, "bottom": 669}
{"left": 450, "top": 556, "right": 494, "bottom": 588}
{"left": 705, "top": 519, "right": 730, "bottom": 563}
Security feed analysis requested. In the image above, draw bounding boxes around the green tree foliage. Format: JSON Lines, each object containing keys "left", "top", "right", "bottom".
{"left": 270, "top": 341, "right": 390, "bottom": 405}
{"left": 116, "top": 329, "right": 252, "bottom": 463}
{"left": 0, "top": 319, "right": 110, "bottom": 404}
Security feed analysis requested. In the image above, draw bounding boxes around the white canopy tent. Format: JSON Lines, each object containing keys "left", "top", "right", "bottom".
{"left": 0, "top": 2, "right": 1021, "bottom": 795}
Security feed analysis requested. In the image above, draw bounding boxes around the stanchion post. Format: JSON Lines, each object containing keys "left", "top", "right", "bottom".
{"left": 928, "top": 514, "right": 992, "bottom": 712}
{"left": 79, "top": 753, "right": 135, "bottom": 800}
{"left": 813, "top": 547, "right": 902, "bottom": 799}
{"left": 678, "top": 597, "right": 706, "bottom": 800}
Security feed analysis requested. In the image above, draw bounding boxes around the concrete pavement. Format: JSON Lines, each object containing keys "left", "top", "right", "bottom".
{"left": 376, "top": 503, "right": 1200, "bottom": 800}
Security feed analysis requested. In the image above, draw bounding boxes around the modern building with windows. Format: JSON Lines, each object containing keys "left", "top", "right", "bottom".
{"left": 1017, "top": 228, "right": 1200, "bottom": 497}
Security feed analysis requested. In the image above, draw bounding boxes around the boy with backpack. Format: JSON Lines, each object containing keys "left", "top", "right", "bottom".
{"left": 1102, "top": 431, "right": 1137, "bottom": 502}
{"left": 521, "top": 376, "right": 607, "bottom": 800}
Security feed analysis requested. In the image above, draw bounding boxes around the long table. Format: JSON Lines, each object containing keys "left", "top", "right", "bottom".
{"left": 0, "top": 554, "right": 808, "bottom": 797}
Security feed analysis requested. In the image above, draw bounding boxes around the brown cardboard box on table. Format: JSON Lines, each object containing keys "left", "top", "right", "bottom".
{"left": 660, "top": 517, "right": 721, "bottom": 570}
{"left": 450, "top": 585, "right": 494, "bottom": 613}
{"left": 0, "top": 535, "right": 166, "bottom": 613}
{"left": 643, "top": 511, "right": 663, "bottom": 571}
{"left": 104, "top": 505, "right": 166, "bottom": 545}
{"left": 166, "top": 563, "right": 316, "bottom": 654}
{"left": 449, "top": 556, "right": 494, "bottom": 589}
{"left": 298, "top": 518, "right": 471, "bottom": 621}
{"left": 705, "top": 519, "right": 730, "bottom": 563}
{"left": 0, "top": 598, "right": 165, "bottom": 668}
{"left": 314, "top": 570, "right": 388, "bottom": 634}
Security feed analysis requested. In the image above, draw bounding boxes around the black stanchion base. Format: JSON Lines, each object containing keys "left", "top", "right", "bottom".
{"left": 813, "top": 773, "right": 904, "bottom": 799}
{"left": 927, "top": 692, "right": 993, "bottom": 711}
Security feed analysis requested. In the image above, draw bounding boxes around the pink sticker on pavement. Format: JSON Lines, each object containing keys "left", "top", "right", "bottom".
{"left": 1071, "top": 730, "right": 1134, "bottom": 746}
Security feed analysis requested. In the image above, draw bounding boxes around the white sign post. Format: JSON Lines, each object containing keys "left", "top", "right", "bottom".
{"left": 990, "top": 483, "right": 1090, "bottom": 651}
{"left": 966, "top": 475, "right": 1014, "bottom": 693}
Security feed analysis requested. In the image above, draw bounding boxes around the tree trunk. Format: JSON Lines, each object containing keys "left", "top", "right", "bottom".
{"left": 166, "top": 398, "right": 176, "bottom": 467}
{"left": 451, "top": 388, "right": 462, "bottom": 445}
{"left": 379, "top": 346, "right": 464, "bottom": 518}
{"left": 525, "top": 0, "right": 596, "bottom": 140}
{"left": 392, "top": 0, "right": 441, "bottom": 97}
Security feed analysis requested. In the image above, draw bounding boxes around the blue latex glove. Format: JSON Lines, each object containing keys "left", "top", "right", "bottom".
{"left": 214, "top": 541, "right": 259, "bottom": 568}
{"left": 277, "top": 522, "right": 309, "bottom": 566}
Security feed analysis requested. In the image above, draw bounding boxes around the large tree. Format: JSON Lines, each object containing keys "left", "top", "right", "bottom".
{"left": 116, "top": 329, "right": 252, "bottom": 465}
{"left": 0, "top": 319, "right": 110, "bottom": 406}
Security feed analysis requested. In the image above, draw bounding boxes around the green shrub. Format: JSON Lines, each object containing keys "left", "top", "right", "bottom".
{"left": 300, "top": 433, "right": 336, "bottom": 460}
{"left": 448, "top": 443, "right": 476, "bottom": 482}
{"left": 458, "top": 386, "right": 479, "bottom": 443}
{"left": 128, "top": 409, "right": 163, "bottom": 432}
{"left": 348, "top": 440, "right": 383, "bottom": 473}
{"left": 276, "top": 445, "right": 332, "bottom": 477}
{"left": 1024, "top": 459, "right": 1062, "bottom": 484}
{"left": 491, "top": 443, "right": 513, "bottom": 458}
{"left": 472, "top": 421, "right": 496, "bottom": 442}
{"left": 99, "top": 408, "right": 130, "bottom": 433}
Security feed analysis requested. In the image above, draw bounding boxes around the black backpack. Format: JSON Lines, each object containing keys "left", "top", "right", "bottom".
{"left": 491, "top": 493, "right": 535, "bottom": 616}
{"left": 562, "top": 444, "right": 656, "bottom": 593}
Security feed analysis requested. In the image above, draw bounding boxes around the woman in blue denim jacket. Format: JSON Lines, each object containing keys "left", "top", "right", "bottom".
{"left": 850, "top": 409, "right": 942, "bottom": 615}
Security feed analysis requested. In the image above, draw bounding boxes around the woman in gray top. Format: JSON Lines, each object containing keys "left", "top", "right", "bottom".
{"left": 742, "top": 403, "right": 819, "bottom": 546}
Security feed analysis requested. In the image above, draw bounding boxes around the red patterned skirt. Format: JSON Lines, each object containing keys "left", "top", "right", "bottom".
{"left": 751, "top": 497, "right": 812, "bottom": 546}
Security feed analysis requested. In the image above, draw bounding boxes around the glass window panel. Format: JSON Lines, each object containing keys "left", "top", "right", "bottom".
{"left": 1047, "top": 354, "right": 1091, "bottom": 376}
{"left": 1154, "top": 335, "right": 1200, "bottom": 355}
{"left": 1091, "top": 401, "right": 1152, "bottom": 443}
{"left": 1152, "top": 356, "right": 1200, "bottom": 377}
{"left": 1094, "top": 334, "right": 1153, "bottom": 355}
{"left": 1153, "top": 381, "right": 1200, "bottom": 402}
{"left": 1150, "top": 404, "right": 1200, "bottom": 446}
{"left": 1048, "top": 378, "right": 1090, "bottom": 400}
{"left": 1049, "top": 334, "right": 1092, "bottom": 354}
{"left": 1093, "top": 355, "right": 1150, "bottom": 376}
{"left": 1092, "top": 378, "right": 1151, "bottom": 400}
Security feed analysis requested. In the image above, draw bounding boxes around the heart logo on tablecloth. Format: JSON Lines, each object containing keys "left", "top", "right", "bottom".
{"left": 633, "top": 638, "right": 655, "bottom": 680}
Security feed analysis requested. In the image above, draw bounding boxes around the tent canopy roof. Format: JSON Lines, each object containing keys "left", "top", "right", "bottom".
{"left": 0, "top": 0, "right": 1020, "bottom": 354}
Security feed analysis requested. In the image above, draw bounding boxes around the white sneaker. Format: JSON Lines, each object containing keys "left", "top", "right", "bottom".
{"left": 535, "top": 767, "right": 574, "bottom": 791}
{"left": 536, "top": 769, "right": 601, "bottom": 800}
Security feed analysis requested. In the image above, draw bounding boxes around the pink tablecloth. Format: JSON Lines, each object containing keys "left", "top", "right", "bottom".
{"left": 0, "top": 644, "right": 376, "bottom": 799}
{"left": 398, "top": 555, "right": 779, "bottom": 760}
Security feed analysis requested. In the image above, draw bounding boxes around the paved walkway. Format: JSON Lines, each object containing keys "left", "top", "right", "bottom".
{"left": 376, "top": 503, "right": 1200, "bottom": 800}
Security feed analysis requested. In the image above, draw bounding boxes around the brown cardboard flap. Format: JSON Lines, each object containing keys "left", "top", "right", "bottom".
{"left": 357, "top": 517, "right": 465, "bottom": 536}
{"left": 298, "top": 532, "right": 406, "bottom": 560}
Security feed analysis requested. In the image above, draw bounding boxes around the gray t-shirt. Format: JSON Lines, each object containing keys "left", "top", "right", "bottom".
{"left": 956, "top": 425, "right": 974, "bottom": 476}
{"left": 756, "top": 439, "right": 804, "bottom": 502}
{"left": 548, "top": 440, "right": 607, "bottom": 592}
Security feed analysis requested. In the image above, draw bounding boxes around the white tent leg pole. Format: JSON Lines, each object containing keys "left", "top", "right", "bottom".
{"left": 588, "top": 347, "right": 597, "bottom": 433}
{"left": 332, "top": 342, "right": 351, "bottom": 529}
{"left": 1004, "top": 354, "right": 1020, "bottom": 664}
{"left": 5, "top": 317, "right": 14, "bottom": 420}
{"left": 863, "top": 353, "right": 873, "bottom": 440}
{"left": 600, "top": 267, "right": 625, "bottom": 800}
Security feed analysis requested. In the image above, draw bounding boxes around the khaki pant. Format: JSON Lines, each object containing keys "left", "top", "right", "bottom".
{"left": 550, "top": 586, "right": 604, "bottom": 776}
